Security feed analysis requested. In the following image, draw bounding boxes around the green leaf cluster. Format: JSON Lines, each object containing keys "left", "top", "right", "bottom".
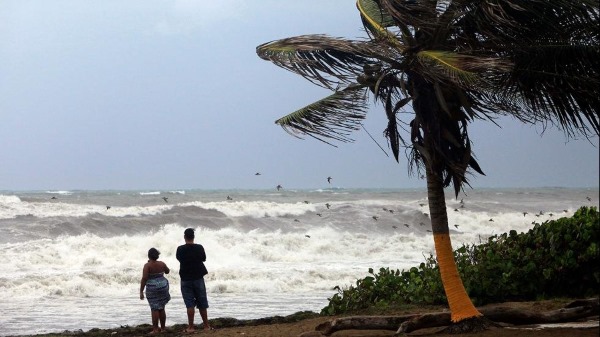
{"left": 321, "top": 206, "right": 599, "bottom": 315}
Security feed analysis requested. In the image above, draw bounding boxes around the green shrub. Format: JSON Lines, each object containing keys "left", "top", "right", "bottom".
{"left": 460, "top": 206, "right": 599, "bottom": 304}
{"left": 321, "top": 206, "right": 599, "bottom": 315}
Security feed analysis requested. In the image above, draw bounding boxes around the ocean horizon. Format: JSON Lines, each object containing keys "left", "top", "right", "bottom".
{"left": 1, "top": 187, "right": 598, "bottom": 336}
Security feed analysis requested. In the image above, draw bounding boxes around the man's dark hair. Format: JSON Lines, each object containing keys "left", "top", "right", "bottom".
{"left": 148, "top": 247, "right": 160, "bottom": 260}
{"left": 184, "top": 228, "right": 195, "bottom": 240}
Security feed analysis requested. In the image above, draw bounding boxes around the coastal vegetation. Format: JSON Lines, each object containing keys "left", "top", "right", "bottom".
{"left": 257, "top": 0, "right": 599, "bottom": 331}
{"left": 322, "top": 206, "right": 599, "bottom": 315}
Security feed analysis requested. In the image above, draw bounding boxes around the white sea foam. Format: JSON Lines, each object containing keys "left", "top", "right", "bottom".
{"left": 0, "top": 194, "right": 21, "bottom": 204}
{"left": 46, "top": 190, "right": 73, "bottom": 195}
{"left": 182, "top": 200, "right": 316, "bottom": 218}
{"left": 139, "top": 191, "right": 161, "bottom": 195}
{"left": 0, "top": 198, "right": 172, "bottom": 219}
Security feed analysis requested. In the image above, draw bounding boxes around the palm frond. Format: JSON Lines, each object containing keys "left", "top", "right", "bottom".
{"left": 356, "top": 0, "right": 404, "bottom": 50}
{"left": 379, "top": 0, "right": 440, "bottom": 33}
{"left": 257, "top": 35, "right": 395, "bottom": 90}
{"left": 494, "top": 43, "right": 600, "bottom": 135}
{"left": 275, "top": 84, "right": 369, "bottom": 144}
{"left": 416, "top": 50, "right": 512, "bottom": 88}
{"left": 451, "top": 0, "right": 599, "bottom": 51}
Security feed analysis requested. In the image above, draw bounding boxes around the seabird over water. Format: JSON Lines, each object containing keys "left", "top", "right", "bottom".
{"left": 325, "top": 203, "right": 331, "bottom": 209}
{"left": 327, "top": 176, "right": 332, "bottom": 184}
{"left": 255, "top": 172, "right": 261, "bottom": 176}
{"left": 106, "top": 206, "right": 111, "bottom": 210}
{"left": 51, "top": 196, "right": 57, "bottom": 200}
{"left": 372, "top": 216, "right": 379, "bottom": 221}
{"left": 227, "top": 196, "right": 233, "bottom": 200}
{"left": 162, "top": 197, "right": 168, "bottom": 203}
{"left": 276, "top": 184, "right": 282, "bottom": 191}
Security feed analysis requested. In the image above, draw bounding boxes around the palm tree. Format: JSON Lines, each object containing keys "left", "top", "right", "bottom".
{"left": 257, "top": 0, "right": 599, "bottom": 330}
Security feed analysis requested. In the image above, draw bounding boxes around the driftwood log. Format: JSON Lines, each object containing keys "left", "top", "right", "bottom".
{"left": 298, "top": 298, "right": 599, "bottom": 337}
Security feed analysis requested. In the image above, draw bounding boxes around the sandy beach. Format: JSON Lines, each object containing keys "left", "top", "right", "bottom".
{"left": 10, "top": 299, "right": 598, "bottom": 337}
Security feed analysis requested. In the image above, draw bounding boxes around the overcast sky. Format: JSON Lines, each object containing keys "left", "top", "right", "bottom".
{"left": 1, "top": 0, "right": 598, "bottom": 191}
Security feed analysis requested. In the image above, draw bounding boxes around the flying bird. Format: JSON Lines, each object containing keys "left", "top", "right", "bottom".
{"left": 276, "top": 184, "right": 283, "bottom": 191}
{"left": 392, "top": 225, "right": 398, "bottom": 229}
{"left": 294, "top": 219, "right": 300, "bottom": 222}
{"left": 227, "top": 196, "right": 233, "bottom": 200}
{"left": 372, "top": 216, "right": 379, "bottom": 221}
{"left": 325, "top": 203, "right": 331, "bottom": 209}
{"left": 162, "top": 197, "right": 168, "bottom": 203}
{"left": 523, "top": 212, "right": 528, "bottom": 217}
{"left": 327, "top": 176, "right": 332, "bottom": 184}
{"left": 316, "top": 213, "right": 322, "bottom": 217}
{"left": 404, "top": 223, "right": 410, "bottom": 228}
{"left": 51, "top": 196, "right": 57, "bottom": 200}
{"left": 305, "top": 235, "right": 311, "bottom": 238}
{"left": 454, "top": 224, "right": 459, "bottom": 229}
{"left": 419, "top": 203, "right": 425, "bottom": 207}
{"left": 388, "top": 210, "right": 394, "bottom": 214}
{"left": 255, "top": 172, "right": 261, "bottom": 176}
{"left": 586, "top": 196, "right": 591, "bottom": 201}
{"left": 489, "top": 218, "right": 494, "bottom": 222}
{"left": 304, "top": 200, "right": 310, "bottom": 204}
{"left": 106, "top": 206, "right": 111, "bottom": 210}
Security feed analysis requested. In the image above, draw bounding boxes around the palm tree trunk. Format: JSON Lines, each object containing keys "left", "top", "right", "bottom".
{"left": 426, "top": 165, "right": 482, "bottom": 322}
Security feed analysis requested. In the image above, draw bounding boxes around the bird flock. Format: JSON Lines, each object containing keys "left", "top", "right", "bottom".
{"left": 46, "top": 178, "right": 596, "bottom": 240}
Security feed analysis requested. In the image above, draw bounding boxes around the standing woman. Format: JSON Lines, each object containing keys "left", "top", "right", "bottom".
{"left": 140, "top": 247, "right": 171, "bottom": 334}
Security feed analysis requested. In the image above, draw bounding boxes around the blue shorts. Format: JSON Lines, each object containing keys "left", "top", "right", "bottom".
{"left": 180, "top": 278, "right": 209, "bottom": 309}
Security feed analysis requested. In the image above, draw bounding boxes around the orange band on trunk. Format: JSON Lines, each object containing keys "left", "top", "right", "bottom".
{"left": 433, "top": 233, "right": 482, "bottom": 322}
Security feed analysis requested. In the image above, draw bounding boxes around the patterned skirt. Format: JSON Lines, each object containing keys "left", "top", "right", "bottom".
{"left": 145, "top": 274, "right": 171, "bottom": 311}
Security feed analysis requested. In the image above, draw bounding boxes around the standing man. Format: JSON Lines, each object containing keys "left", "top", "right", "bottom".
{"left": 176, "top": 228, "right": 213, "bottom": 332}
